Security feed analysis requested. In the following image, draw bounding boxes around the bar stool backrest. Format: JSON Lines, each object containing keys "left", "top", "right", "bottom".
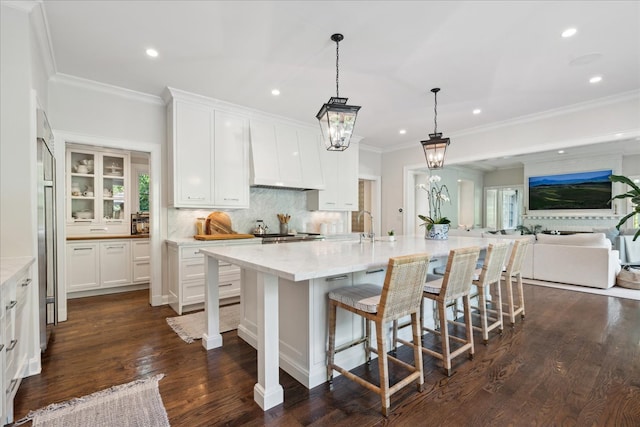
{"left": 440, "top": 247, "right": 481, "bottom": 301}
{"left": 506, "top": 238, "right": 530, "bottom": 277}
{"left": 379, "top": 253, "right": 430, "bottom": 322}
{"left": 478, "top": 242, "right": 511, "bottom": 286}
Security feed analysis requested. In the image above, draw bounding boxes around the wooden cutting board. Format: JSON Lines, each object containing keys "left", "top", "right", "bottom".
{"left": 193, "top": 234, "right": 256, "bottom": 241}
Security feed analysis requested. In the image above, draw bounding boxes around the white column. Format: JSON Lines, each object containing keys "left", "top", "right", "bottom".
{"left": 253, "top": 272, "right": 284, "bottom": 410}
{"left": 202, "top": 255, "right": 222, "bottom": 350}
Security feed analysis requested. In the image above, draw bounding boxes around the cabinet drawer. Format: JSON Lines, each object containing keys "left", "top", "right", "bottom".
{"left": 133, "top": 262, "right": 150, "bottom": 283}
{"left": 183, "top": 280, "right": 204, "bottom": 304}
{"left": 218, "top": 271, "right": 240, "bottom": 299}
{"left": 181, "top": 260, "right": 204, "bottom": 280}
{"left": 219, "top": 262, "right": 238, "bottom": 274}
{"left": 181, "top": 247, "right": 204, "bottom": 259}
{"left": 132, "top": 240, "right": 150, "bottom": 261}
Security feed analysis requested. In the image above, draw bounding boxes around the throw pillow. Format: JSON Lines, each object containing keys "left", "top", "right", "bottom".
{"left": 593, "top": 227, "right": 620, "bottom": 246}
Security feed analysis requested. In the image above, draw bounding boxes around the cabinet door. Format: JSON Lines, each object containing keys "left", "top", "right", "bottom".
{"left": 214, "top": 111, "right": 250, "bottom": 208}
{"left": 67, "top": 150, "right": 97, "bottom": 225}
{"left": 100, "top": 241, "right": 131, "bottom": 288}
{"left": 307, "top": 141, "right": 358, "bottom": 211}
{"left": 174, "top": 100, "right": 213, "bottom": 206}
{"left": 66, "top": 243, "right": 99, "bottom": 291}
{"left": 337, "top": 143, "right": 359, "bottom": 210}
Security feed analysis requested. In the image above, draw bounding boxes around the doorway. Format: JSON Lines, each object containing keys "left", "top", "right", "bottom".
{"left": 54, "top": 131, "right": 161, "bottom": 322}
{"left": 352, "top": 175, "right": 381, "bottom": 236}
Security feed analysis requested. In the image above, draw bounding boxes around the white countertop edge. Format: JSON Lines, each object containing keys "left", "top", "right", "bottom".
{"left": 166, "top": 237, "right": 262, "bottom": 247}
{"left": 1, "top": 256, "right": 35, "bottom": 286}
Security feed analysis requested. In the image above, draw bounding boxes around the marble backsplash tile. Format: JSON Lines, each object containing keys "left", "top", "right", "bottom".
{"left": 168, "top": 187, "right": 349, "bottom": 239}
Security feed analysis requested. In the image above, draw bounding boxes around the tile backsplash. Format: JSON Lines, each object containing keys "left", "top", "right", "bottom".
{"left": 168, "top": 187, "right": 350, "bottom": 239}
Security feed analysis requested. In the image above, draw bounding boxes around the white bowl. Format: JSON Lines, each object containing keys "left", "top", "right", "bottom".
{"left": 75, "top": 211, "right": 93, "bottom": 219}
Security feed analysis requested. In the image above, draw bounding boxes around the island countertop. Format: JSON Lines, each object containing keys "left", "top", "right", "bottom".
{"left": 199, "top": 234, "right": 498, "bottom": 282}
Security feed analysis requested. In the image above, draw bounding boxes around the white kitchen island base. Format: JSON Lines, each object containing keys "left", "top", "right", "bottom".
{"left": 199, "top": 236, "right": 497, "bottom": 411}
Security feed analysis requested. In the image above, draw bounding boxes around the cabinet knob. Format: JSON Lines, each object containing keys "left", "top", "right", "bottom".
{"left": 21, "top": 278, "right": 32, "bottom": 287}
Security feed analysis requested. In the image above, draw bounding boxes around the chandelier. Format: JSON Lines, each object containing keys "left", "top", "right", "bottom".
{"left": 420, "top": 88, "right": 450, "bottom": 169}
{"left": 316, "top": 34, "right": 361, "bottom": 151}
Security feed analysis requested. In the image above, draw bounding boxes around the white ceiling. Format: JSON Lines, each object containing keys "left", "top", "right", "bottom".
{"left": 39, "top": 0, "right": 640, "bottom": 161}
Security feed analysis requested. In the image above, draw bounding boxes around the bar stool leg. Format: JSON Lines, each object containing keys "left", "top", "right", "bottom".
{"left": 327, "top": 301, "right": 337, "bottom": 383}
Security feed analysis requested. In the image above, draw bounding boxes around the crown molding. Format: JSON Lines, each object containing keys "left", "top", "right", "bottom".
{"left": 30, "top": 0, "right": 57, "bottom": 77}
{"left": 51, "top": 73, "right": 165, "bottom": 106}
{"left": 2, "top": 0, "right": 37, "bottom": 12}
{"left": 359, "top": 143, "right": 383, "bottom": 154}
{"left": 384, "top": 90, "right": 640, "bottom": 154}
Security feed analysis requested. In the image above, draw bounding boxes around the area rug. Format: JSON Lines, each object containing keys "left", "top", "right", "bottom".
{"left": 166, "top": 303, "right": 240, "bottom": 343}
{"left": 523, "top": 278, "right": 640, "bottom": 301}
{"left": 23, "top": 374, "right": 169, "bottom": 427}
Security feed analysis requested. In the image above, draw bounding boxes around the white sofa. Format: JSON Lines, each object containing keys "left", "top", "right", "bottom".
{"left": 533, "top": 233, "right": 621, "bottom": 289}
{"left": 480, "top": 232, "right": 620, "bottom": 289}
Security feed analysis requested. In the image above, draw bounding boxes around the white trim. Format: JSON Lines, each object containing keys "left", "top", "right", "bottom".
{"left": 53, "top": 130, "right": 164, "bottom": 315}
{"left": 51, "top": 74, "right": 165, "bottom": 106}
{"left": 30, "top": 0, "right": 57, "bottom": 77}
{"left": 359, "top": 143, "right": 383, "bottom": 154}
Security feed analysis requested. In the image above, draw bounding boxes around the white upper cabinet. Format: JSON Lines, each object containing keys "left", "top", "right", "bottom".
{"left": 249, "top": 119, "right": 325, "bottom": 190}
{"left": 166, "top": 88, "right": 250, "bottom": 208}
{"left": 173, "top": 100, "right": 213, "bottom": 206}
{"left": 213, "top": 110, "right": 250, "bottom": 208}
{"left": 66, "top": 146, "right": 130, "bottom": 236}
{"left": 307, "top": 140, "right": 359, "bottom": 211}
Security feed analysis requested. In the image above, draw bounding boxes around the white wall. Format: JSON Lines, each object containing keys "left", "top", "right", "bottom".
{"left": 1, "top": 4, "right": 49, "bottom": 258}
{"left": 381, "top": 93, "right": 640, "bottom": 234}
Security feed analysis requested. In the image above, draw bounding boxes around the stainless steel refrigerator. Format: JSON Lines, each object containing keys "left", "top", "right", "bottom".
{"left": 36, "top": 108, "right": 57, "bottom": 351}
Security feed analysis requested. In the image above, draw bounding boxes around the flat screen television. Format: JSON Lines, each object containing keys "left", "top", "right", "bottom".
{"left": 528, "top": 169, "right": 612, "bottom": 210}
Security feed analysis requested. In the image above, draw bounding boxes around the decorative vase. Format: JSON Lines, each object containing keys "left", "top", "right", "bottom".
{"left": 426, "top": 224, "right": 449, "bottom": 240}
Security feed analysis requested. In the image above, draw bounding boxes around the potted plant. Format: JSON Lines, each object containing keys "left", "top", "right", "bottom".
{"left": 609, "top": 174, "right": 640, "bottom": 241}
{"left": 387, "top": 229, "right": 396, "bottom": 241}
{"left": 417, "top": 175, "right": 451, "bottom": 240}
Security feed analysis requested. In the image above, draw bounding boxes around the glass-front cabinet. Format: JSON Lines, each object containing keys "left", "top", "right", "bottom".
{"left": 66, "top": 146, "right": 129, "bottom": 236}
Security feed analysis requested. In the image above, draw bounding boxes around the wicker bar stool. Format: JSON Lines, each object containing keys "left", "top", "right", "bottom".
{"left": 327, "top": 253, "right": 430, "bottom": 417}
{"left": 406, "top": 246, "right": 480, "bottom": 376}
{"left": 469, "top": 242, "right": 511, "bottom": 344}
{"left": 502, "top": 238, "right": 531, "bottom": 325}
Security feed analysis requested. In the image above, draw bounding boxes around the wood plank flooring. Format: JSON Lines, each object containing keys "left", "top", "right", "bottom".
{"left": 13, "top": 284, "right": 640, "bottom": 426}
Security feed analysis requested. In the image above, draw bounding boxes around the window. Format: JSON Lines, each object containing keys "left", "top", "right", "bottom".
{"left": 132, "top": 163, "right": 149, "bottom": 213}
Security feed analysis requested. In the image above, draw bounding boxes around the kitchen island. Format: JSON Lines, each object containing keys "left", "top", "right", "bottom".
{"left": 199, "top": 234, "right": 500, "bottom": 410}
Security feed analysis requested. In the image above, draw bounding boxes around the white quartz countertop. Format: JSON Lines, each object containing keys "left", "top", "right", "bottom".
{"left": 199, "top": 235, "right": 503, "bottom": 282}
{"left": 1, "top": 256, "right": 35, "bottom": 286}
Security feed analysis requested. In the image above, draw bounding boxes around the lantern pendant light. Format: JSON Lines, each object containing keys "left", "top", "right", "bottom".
{"left": 421, "top": 88, "right": 450, "bottom": 169}
{"left": 316, "top": 33, "right": 361, "bottom": 151}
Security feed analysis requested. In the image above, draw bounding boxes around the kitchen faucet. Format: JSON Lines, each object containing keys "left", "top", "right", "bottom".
{"left": 358, "top": 210, "right": 375, "bottom": 243}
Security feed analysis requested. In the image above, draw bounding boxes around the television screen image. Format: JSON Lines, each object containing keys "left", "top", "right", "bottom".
{"left": 528, "top": 170, "right": 612, "bottom": 210}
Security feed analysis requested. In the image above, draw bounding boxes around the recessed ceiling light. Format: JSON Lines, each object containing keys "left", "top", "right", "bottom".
{"left": 562, "top": 28, "right": 577, "bottom": 38}
{"left": 472, "top": 109, "right": 481, "bottom": 115}
{"left": 145, "top": 48, "right": 158, "bottom": 58}
{"left": 399, "top": 129, "right": 407, "bottom": 135}
{"left": 589, "top": 75, "right": 603, "bottom": 84}
{"left": 558, "top": 150, "right": 565, "bottom": 154}
{"left": 271, "top": 89, "right": 280, "bottom": 96}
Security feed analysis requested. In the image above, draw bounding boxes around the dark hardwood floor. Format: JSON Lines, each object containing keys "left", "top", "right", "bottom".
{"left": 14, "top": 284, "right": 640, "bottom": 426}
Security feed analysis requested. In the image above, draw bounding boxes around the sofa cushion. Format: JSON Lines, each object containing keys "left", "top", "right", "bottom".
{"left": 536, "top": 233, "right": 610, "bottom": 248}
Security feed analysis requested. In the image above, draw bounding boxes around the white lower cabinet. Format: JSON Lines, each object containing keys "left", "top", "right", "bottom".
{"left": 66, "top": 242, "right": 99, "bottom": 292}
{"left": 132, "top": 240, "right": 150, "bottom": 283}
{"left": 1, "top": 258, "right": 35, "bottom": 425}
{"left": 66, "top": 238, "right": 149, "bottom": 297}
{"left": 167, "top": 244, "right": 240, "bottom": 315}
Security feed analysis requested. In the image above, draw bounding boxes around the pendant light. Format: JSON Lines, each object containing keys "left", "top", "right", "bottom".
{"left": 421, "top": 88, "right": 450, "bottom": 169}
{"left": 316, "top": 33, "right": 361, "bottom": 151}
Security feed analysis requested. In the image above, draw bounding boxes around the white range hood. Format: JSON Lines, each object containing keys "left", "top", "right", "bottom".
{"left": 249, "top": 118, "right": 325, "bottom": 191}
